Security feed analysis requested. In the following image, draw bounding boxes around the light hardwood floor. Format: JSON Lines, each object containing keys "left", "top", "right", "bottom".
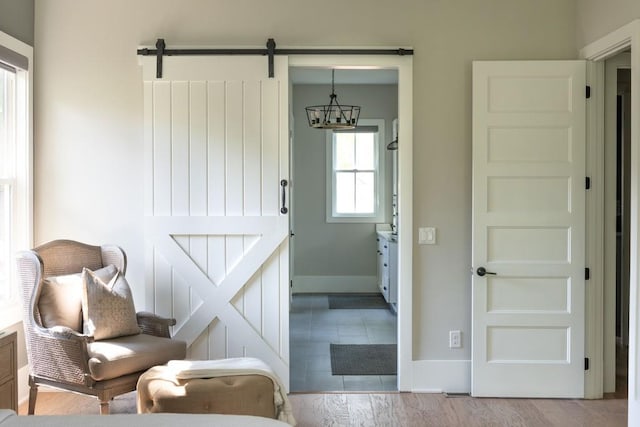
{"left": 17, "top": 390, "right": 627, "bottom": 426}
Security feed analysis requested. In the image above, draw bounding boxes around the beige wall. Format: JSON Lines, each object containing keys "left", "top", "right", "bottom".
{"left": 34, "top": 0, "right": 578, "bottom": 371}
{"left": 576, "top": 0, "right": 640, "bottom": 47}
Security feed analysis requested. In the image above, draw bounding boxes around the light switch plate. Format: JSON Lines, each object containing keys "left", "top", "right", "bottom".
{"left": 418, "top": 227, "right": 436, "bottom": 245}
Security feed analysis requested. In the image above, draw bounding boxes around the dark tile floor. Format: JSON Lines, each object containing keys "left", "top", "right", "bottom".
{"left": 289, "top": 294, "right": 397, "bottom": 392}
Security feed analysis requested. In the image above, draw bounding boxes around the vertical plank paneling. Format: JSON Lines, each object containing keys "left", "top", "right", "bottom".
{"left": 209, "top": 319, "right": 227, "bottom": 360}
{"left": 171, "top": 82, "right": 190, "bottom": 327}
{"left": 207, "top": 81, "right": 227, "bottom": 288}
{"left": 262, "top": 79, "right": 279, "bottom": 216}
{"left": 189, "top": 80, "right": 208, "bottom": 216}
{"left": 226, "top": 80, "right": 245, "bottom": 319}
{"left": 144, "top": 82, "right": 155, "bottom": 310}
{"left": 243, "top": 81, "right": 262, "bottom": 330}
{"left": 143, "top": 81, "right": 154, "bottom": 216}
{"left": 171, "top": 81, "right": 190, "bottom": 217}
{"left": 188, "top": 328, "right": 209, "bottom": 360}
{"left": 244, "top": 270, "right": 263, "bottom": 335}
{"left": 172, "top": 270, "right": 190, "bottom": 330}
{"left": 225, "top": 80, "right": 246, "bottom": 358}
{"left": 262, "top": 249, "right": 280, "bottom": 352}
{"left": 244, "top": 80, "right": 262, "bottom": 217}
{"left": 189, "top": 81, "right": 208, "bottom": 313}
{"left": 227, "top": 329, "right": 244, "bottom": 358}
{"left": 153, "top": 251, "right": 173, "bottom": 318}
{"left": 152, "top": 82, "right": 173, "bottom": 318}
{"left": 275, "top": 67, "right": 290, "bottom": 366}
{"left": 225, "top": 80, "right": 244, "bottom": 216}
{"left": 279, "top": 240, "right": 290, "bottom": 362}
{"left": 278, "top": 79, "right": 288, "bottom": 190}
{"left": 208, "top": 81, "right": 226, "bottom": 217}
{"left": 152, "top": 82, "right": 172, "bottom": 216}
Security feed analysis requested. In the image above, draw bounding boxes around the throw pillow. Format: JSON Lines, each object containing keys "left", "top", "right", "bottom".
{"left": 39, "top": 264, "right": 118, "bottom": 331}
{"left": 81, "top": 268, "right": 140, "bottom": 340}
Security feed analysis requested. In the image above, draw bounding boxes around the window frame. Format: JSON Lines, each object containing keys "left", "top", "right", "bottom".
{"left": 0, "top": 30, "right": 33, "bottom": 325}
{"left": 325, "top": 119, "right": 385, "bottom": 223}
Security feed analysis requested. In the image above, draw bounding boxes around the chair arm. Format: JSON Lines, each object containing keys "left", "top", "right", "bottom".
{"left": 45, "top": 326, "right": 95, "bottom": 342}
{"left": 137, "top": 311, "right": 176, "bottom": 338}
{"left": 27, "top": 326, "right": 93, "bottom": 386}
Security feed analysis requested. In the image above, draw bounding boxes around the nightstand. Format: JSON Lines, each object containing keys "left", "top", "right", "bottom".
{"left": 0, "top": 331, "right": 17, "bottom": 411}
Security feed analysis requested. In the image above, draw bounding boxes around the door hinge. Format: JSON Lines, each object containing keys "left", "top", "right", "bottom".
{"left": 586, "top": 86, "right": 591, "bottom": 99}
{"left": 585, "top": 268, "right": 590, "bottom": 280}
{"left": 290, "top": 279, "right": 293, "bottom": 289}
{"left": 585, "top": 357, "right": 590, "bottom": 370}
{"left": 586, "top": 177, "right": 591, "bottom": 190}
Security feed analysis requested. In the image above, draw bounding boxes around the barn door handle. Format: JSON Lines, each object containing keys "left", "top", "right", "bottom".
{"left": 476, "top": 267, "right": 496, "bottom": 277}
{"left": 280, "top": 179, "right": 288, "bottom": 214}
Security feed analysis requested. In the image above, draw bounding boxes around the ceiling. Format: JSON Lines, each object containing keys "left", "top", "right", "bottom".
{"left": 289, "top": 68, "right": 398, "bottom": 85}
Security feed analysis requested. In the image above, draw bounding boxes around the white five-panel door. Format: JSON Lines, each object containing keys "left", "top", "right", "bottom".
{"left": 141, "top": 55, "right": 290, "bottom": 388}
{"left": 472, "top": 60, "right": 586, "bottom": 397}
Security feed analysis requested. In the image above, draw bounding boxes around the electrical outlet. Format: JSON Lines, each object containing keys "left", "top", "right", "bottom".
{"left": 449, "top": 330, "right": 461, "bottom": 348}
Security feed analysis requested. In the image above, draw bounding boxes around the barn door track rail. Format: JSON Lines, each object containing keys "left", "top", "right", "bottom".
{"left": 137, "top": 38, "right": 414, "bottom": 79}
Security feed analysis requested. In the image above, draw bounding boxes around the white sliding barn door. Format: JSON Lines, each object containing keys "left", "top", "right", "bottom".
{"left": 472, "top": 61, "right": 586, "bottom": 397}
{"left": 141, "top": 55, "right": 290, "bottom": 388}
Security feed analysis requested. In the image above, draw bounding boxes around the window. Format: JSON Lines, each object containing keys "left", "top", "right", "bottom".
{"left": 326, "top": 119, "right": 385, "bottom": 222}
{"left": 0, "top": 32, "right": 32, "bottom": 307}
{"left": 0, "top": 67, "right": 16, "bottom": 300}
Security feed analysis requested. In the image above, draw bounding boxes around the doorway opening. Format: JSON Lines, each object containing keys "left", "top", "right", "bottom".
{"left": 604, "top": 52, "right": 631, "bottom": 398}
{"left": 288, "top": 68, "right": 399, "bottom": 392}
{"left": 615, "top": 67, "right": 631, "bottom": 397}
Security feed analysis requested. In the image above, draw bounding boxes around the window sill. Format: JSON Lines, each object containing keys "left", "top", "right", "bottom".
{"left": 326, "top": 215, "right": 385, "bottom": 224}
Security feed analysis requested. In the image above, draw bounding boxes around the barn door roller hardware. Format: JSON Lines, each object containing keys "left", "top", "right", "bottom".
{"left": 137, "top": 38, "right": 414, "bottom": 79}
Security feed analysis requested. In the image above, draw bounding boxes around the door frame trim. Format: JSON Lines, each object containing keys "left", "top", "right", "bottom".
{"left": 584, "top": 59, "right": 605, "bottom": 399}
{"left": 581, "top": 19, "right": 640, "bottom": 420}
{"left": 288, "top": 54, "right": 414, "bottom": 391}
{"left": 602, "top": 53, "right": 632, "bottom": 394}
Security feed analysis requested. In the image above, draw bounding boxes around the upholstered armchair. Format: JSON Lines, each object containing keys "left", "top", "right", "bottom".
{"left": 16, "top": 240, "right": 186, "bottom": 415}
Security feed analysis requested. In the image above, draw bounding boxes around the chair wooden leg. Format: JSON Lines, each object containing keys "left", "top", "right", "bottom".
{"left": 27, "top": 377, "right": 38, "bottom": 415}
{"left": 99, "top": 399, "right": 110, "bottom": 415}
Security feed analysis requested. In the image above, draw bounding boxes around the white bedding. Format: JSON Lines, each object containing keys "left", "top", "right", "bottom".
{"left": 0, "top": 410, "right": 290, "bottom": 427}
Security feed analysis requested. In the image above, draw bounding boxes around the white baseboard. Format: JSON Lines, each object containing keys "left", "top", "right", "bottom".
{"left": 410, "top": 360, "right": 471, "bottom": 394}
{"left": 292, "top": 275, "right": 378, "bottom": 293}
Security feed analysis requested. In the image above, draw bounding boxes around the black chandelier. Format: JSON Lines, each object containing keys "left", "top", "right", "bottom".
{"left": 305, "top": 69, "right": 361, "bottom": 130}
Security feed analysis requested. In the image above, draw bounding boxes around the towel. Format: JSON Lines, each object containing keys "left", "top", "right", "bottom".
{"left": 167, "top": 358, "right": 296, "bottom": 426}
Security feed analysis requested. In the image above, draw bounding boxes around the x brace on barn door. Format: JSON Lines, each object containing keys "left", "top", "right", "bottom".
{"left": 137, "top": 38, "right": 414, "bottom": 78}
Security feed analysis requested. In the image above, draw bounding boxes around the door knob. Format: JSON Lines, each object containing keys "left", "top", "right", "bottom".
{"left": 476, "top": 267, "right": 497, "bottom": 277}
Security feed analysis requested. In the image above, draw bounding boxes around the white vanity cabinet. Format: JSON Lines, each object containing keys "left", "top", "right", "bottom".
{"left": 376, "top": 232, "right": 397, "bottom": 304}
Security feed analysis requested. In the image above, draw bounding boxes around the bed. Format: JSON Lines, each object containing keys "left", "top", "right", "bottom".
{"left": 0, "top": 410, "right": 290, "bottom": 426}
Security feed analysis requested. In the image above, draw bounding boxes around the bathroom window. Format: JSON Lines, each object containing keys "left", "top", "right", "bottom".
{"left": 326, "top": 119, "right": 385, "bottom": 223}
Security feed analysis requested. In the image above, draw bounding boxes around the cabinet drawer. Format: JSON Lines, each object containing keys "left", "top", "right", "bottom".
{"left": 0, "top": 380, "right": 15, "bottom": 410}
{"left": 0, "top": 332, "right": 17, "bottom": 411}
{"left": 0, "top": 342, "right": 14, "bottom": 383}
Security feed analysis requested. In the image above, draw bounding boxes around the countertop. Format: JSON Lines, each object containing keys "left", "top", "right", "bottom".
{"left": 377, "top": 231, "right": 397, "bottom": 243}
